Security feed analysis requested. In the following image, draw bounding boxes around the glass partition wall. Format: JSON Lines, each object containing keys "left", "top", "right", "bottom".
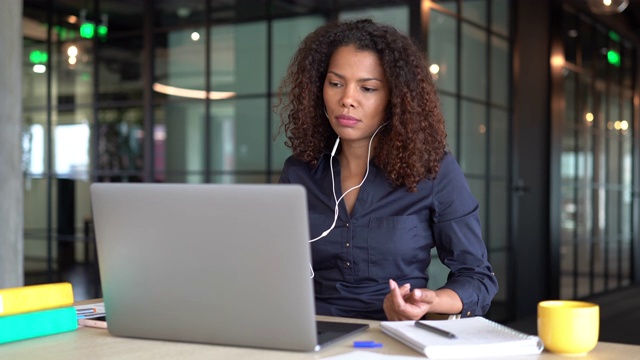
{"left": 557, "top": 8, "right": 635, "bottom": 299}
{"left": 22, "top": 0, "right": 515, "bottom": 319}
{"left": 428, "top": 0, "right": 512, "bottom": 320}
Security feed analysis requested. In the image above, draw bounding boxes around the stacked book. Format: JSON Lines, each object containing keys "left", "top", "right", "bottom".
{"left": 0, "top": 282, "right": 78, "bottom": 344}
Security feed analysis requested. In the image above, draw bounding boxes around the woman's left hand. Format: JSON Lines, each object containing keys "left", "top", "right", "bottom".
{"left": 383, "top": 279, "right": 435, "bottom": 321}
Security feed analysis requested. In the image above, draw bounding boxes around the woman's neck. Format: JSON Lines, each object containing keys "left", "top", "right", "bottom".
{"left": 338, "top": 139, "right": 376, "bottom": 176}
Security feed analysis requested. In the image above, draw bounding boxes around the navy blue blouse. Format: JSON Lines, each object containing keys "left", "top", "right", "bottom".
{"left": 279, "top": 152, "right": 498, "bottom": 320}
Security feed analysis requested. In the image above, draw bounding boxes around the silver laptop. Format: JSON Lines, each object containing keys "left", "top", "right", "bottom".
{"left": 90, "top": 183, "right": 367, "bottom": 352}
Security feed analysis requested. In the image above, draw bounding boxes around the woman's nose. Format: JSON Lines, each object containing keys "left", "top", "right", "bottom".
{"left": 340, "top": 86, "right": 357, "bottom": 108}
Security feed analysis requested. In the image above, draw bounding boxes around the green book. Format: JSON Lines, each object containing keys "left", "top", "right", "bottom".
{"left": 0, "top": 306, "right": 78, "bottom": 344}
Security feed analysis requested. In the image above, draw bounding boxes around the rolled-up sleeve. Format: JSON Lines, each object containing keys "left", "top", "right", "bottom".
{"left": 431, "top": 155, "right": 498, "bottom": 317}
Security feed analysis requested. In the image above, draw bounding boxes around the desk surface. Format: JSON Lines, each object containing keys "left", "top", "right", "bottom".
{"left": 1, "top": 305, "right": 638, "bottom": 359}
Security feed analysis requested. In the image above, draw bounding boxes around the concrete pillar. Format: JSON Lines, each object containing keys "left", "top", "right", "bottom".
{"left": 0, "top": 0, "right": 24, "bottom": 288}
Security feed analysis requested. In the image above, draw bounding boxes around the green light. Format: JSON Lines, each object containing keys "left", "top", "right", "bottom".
{"left": 29, "top": 50, "right": 48, "bottom": 64}
{"left": 80, "top": 23, "right": 95, "bottom": 38}
{"left": 97, "top": 24, "right": 108, "bottom": 38}
{"left": 608, "top": 31, "right": 620, "bottom": 43}
{"left": 607, "top": 50, "right": 621, "bottom": 67}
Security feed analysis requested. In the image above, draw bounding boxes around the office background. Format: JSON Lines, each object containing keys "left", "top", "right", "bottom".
{"left": 0, "top": 0, "right": 638, "bottom": 324}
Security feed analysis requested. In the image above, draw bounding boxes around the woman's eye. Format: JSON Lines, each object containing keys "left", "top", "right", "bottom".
{"left": 329, "top": 81, "right": 341, "bottom": 87}
{"left": 362, "top": 87, "right": 377, "bottom": 92}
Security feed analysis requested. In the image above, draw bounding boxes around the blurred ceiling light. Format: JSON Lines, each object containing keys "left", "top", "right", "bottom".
{"left": 191, "top": 32, "right": 200, "bottom": 41}
{"left": 586, "top": 0, "right": 629, "bottom": 15}
{"left": 68, "top": 56, "right": 77, "bottom": 65}
{"left": 152, "top": 82, "right": 236, "bottom": 100}
{"left": 67, "top": 15, "right": 78, "bottom": 24}
{"left": 585, "top": 112, "right": 594, "bottom": 122}
{"left": 429, "top": 64, "right": 440, "bottom": 74}
{"left": 550, "top": 54, "right": 565, "bottom": 67}
{"left": 33, "top": 64, "right": 46, "bottom": 73}
{"left": 620, "top": 120, "right": 629, "bottom": 130}
{"left": 614, "top": 120, "right": 621, "bottom": 130}
{"left": 567, "top": 29, "right": 579, "bottom": 37}
{"left": 67, "top": 45, "right": 78, "bottom": 57}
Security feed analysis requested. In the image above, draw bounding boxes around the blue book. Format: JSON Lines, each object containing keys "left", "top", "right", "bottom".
{"left": 0, "top": 306, "right": 77, "bottom": 344}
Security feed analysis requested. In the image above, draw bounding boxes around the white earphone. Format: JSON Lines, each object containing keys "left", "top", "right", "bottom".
{"left": 308, "top": 121, "right": 389, "bottom": 278}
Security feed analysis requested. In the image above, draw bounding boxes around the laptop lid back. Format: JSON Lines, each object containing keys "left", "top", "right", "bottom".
{"left": 90, "top": 183, "right": 319, "bottom": 351}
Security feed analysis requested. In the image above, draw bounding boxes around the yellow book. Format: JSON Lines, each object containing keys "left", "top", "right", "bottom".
{"left": 0, "top": 282, "right": 74, "bottom": 317}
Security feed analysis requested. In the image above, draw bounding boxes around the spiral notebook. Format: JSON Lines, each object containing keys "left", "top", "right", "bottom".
{"left": 380, "top": 317, "right": 543, "bottom": 359}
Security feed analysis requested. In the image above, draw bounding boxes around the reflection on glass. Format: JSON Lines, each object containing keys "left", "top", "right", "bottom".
{"left": 271, "top": 16, "right": 325, "bottom": 92}
{"left": 440, "top": 95, "right": 457, "bottom": 155}
{"left": 561, "top": 184, "right": 577, "bottom": 234}
{"left": 23, "top": 123, "right": 45, "bottom": 176}
{"left": 270, "top": 97, "right": 292, "bottom": 172}
{"left": 489, "top": 181, "right": 508, "bottom": 249}
{"left": 607, "top": 190, "right": 620, "bottom": 237}
{"left": 433, "top": 0, "right": 457, "bottom": 13}
{"left": 427, "top": 248, "right": 449, "bottom": 290}
{"left": 461, "top": 0, "right": 487, "bottom": 26}
{"left": 218, "top": 97, "right": 267, "bottom": 172}
{"left": 55, "top": 123, "right": 90, "bottom": 180}
{"left": 491, "top": 36, "right": 509, "bottom": 107}
{"left": 99, "top": 35, "right": 144, "bottom": 102}
{"left": 23, "top": 39, "right": 49, "bottom": 108}
{"left": 429, "top": 10, "right": 457, "bottom": 93}
{"left": 96, "top": 107, "right": 144, "bottom": 182}
{"left": 23, "top": 178, "right": 50, "bottom": 264}
{"left": 461, "top": 23, "right": 487, "bottom": 100}
{"left": 491, "top": 0, "right": 509, "bottom": 36}
{"left": 460, "top": 100, "right": 487, "bottom": 175}
{"left": 560, "top": 241, "right": 574, "bottom": 299}
{"left": 467, "top": 177, "right": 487, "bottom": 241}
{"left": 160, "top": 101, "right": 206, "bottom": 181}
{"left": 156, "top": 28, "right": 206, "bottom": 99}
{"left": 210, "top": 22, "right": 267, "bottom": 95}
{"left": 56, "top": 38, "right": 94, "bottom": 106}
{"left": 490, "top": 109, "right": 507, "bottom": 177}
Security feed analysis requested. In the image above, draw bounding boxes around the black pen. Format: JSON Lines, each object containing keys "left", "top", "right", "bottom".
{"left": 414, "top": 320, "right": 457, "bottom": 339}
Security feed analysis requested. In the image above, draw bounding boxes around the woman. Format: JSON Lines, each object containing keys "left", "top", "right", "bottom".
{"left": 276, "top": 19, "right": 498, "bottom": 321}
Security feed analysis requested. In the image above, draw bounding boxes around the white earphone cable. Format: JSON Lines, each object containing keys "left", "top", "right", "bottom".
{"left": 308, "top": 122, "right": 388, "bottom": 278}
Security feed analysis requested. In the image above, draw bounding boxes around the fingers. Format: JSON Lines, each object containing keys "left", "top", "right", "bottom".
{"left": 384, "top": 280, "right": 431, "bottom": 321}
{"left": 409, "top": 288, "right": 437, "bottom": 305}
{"left": 389, "top": 279, "right": 410, "bottom": 303}
{"left": 384, "top": 280, "right": 407, "bottom": 321}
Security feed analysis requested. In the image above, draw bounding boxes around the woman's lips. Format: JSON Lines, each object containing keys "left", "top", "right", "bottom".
{"left": 336, "top": 115, "right": 360, "bottom": 127}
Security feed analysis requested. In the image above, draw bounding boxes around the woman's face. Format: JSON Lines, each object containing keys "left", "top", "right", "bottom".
{"left": 323, "top": 45, "right": 389, "bottom": 145}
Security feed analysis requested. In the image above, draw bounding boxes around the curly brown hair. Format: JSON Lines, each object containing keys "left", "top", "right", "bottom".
{"left": 275, "top": 19, "right": 447, "bottom": 192}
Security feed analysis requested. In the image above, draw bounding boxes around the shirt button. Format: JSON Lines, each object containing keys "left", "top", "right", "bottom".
{"left": 346, "top": 261, "right": 350, "bottom": 267}
{"left": 466, "top": 311, "right": 472, "bottom": 316}
{"left": 346, "top": 242, "right": 350, "bottom": 247}
{"left": 345, "top": 223, "right": 349, "bottom": 227}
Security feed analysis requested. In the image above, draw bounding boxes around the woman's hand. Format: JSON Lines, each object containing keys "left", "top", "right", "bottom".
{"left": 383, "top": 279, "right": 463, "bottom": 321}
{"left": 383, "top": 279, "right": 435, "bottom": 321}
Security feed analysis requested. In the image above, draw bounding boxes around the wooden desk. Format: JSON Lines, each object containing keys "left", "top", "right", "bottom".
{"left": 0, "top": 312, "right": 637, "bottom": 359}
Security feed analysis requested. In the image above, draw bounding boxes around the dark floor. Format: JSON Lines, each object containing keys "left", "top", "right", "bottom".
{"left": 504, "top": 285, "right": 640, "bottom": 345}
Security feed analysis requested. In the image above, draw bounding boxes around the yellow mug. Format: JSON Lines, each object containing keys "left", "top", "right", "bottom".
{"left": 537, "top": 300, "right": 599, "bottom": 355}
